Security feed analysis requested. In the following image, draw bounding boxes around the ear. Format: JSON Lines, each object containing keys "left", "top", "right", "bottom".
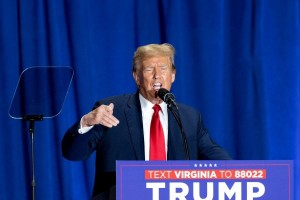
{"left": 171, "top": 69, "right": 176, "bottom": 83}
{"left": 133, "top": 72, "right": 140, "bottom": 86}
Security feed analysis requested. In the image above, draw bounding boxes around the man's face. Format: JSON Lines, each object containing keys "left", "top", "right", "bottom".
{"left": 133, "top": 56, "right": 176, "bottom": 104}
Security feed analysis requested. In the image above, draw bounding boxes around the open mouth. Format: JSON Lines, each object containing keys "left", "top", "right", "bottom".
{"left": 153, "top": 83, "right": 162, "bottom": 90}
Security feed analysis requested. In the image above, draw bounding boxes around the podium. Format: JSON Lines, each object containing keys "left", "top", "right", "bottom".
{"left": 116, "top": 160, "right": 293, "bottom": 200}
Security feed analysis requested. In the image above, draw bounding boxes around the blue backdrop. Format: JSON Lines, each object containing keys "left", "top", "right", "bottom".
{"left": 0, "top": 0, "right": 299, "bottom": 199}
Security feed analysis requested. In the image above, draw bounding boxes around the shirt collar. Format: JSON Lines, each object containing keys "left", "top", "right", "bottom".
{"left": 139, "top": 93, "right": 168, "bottom": 115}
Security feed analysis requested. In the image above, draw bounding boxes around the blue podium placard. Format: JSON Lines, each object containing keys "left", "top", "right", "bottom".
{"left": 116, "top": 160, "right": 293, "bottom": 200}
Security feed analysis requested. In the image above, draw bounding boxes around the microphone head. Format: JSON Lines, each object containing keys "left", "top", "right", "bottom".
{"left": 157, "top": 88, "right": 175, "bottom": 105}
{"left": 157, "top": 88, "right": 169, "bottom": 100}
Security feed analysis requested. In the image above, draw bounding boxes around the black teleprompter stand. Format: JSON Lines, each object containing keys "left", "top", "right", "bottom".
{"left": 23, "top": 115, "right": 43, "bottom": 200}
{"left": 8, "top": 66, "right": 74, "bottom": 200}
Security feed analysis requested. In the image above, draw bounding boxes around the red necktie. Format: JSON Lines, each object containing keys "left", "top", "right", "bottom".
{"left": 150, "top": 104, "right": 166, "bottom": 160}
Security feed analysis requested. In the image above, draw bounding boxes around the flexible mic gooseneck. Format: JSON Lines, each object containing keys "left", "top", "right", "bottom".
{"left": 157, "top": 88, "right": 190, "bottom": 160}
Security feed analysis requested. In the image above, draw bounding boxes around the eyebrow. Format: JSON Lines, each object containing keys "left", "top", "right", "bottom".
{"left": 144, "top": 63, "right": 168, "bottom": 67}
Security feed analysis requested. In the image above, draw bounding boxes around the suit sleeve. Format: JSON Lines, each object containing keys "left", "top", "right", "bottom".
{"left": 61, "top": 101, "right": 106, "bottom": 161}
{"left": 197, "top": 115, "right": 232, "bottom": 160}
{"left": 61, "top": 120, "right": 104, "bottom": 161}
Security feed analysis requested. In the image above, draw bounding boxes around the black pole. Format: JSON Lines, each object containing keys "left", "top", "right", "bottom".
{"left": 23, "top": 115, "right": 43, "bottom": 200}
{"left": 167, "top": 105, "right": 190, "bottom": 160}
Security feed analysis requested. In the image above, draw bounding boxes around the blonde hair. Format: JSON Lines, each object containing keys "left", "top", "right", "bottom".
{"left": 132, "top": 43, "right": 176, "bottom": 72}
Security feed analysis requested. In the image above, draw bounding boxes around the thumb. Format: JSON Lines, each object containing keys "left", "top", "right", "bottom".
{"left": 108, "top": 103, "right": 114, "bottom": 111}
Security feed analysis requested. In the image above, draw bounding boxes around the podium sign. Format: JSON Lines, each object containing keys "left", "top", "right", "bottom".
{"left": 116, "top": 160, "right": 293, "bottom": 200}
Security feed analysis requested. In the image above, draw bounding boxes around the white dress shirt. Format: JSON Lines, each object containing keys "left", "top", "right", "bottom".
{"left": 139, "top": 94, "right": 168, "bottom": 160}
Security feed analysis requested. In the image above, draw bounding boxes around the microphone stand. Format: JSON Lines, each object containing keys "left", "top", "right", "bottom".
{"left": 167, "top": 103, "right": 190, "bottom": 160}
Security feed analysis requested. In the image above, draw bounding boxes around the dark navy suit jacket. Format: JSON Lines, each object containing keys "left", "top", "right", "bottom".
{"left": 62, "top": 91, "right": 231, "bottom": 199}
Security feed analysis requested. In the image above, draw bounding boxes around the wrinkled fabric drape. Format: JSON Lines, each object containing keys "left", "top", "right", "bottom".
{"left": 0, "top": 0, "right": 299, "bottom": 199}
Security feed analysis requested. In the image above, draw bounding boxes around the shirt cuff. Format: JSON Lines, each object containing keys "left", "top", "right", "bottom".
{"left": 78, "top": 116, "right": 94, "bottom": 134}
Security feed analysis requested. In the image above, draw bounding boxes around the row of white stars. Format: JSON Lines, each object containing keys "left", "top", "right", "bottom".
{"left": 194, "top": 163, "right": 218, "bottom": 167}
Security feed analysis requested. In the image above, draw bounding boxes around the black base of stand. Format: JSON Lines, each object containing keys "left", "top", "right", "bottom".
{"left": 23, "top": 115, "right": 43, "bottom": 200}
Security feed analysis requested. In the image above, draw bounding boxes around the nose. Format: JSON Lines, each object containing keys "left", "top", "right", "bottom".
{"left": 153, "top": 67, "right": 162, "bottom": 79}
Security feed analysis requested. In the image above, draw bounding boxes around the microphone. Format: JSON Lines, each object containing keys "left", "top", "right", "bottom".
{"left": 157, "top": 88, "right": 190, "bottom": 160}
{"left": 157, "top": 88, "right": 177, "bottom": 108}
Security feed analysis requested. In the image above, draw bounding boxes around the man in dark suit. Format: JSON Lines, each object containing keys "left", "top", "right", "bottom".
{"left": 62, "top": 43, "right": 231, "bottom": 200}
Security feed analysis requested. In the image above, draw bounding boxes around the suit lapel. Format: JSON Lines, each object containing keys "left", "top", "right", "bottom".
{"left": 125, "top": 92, "right": 145, "bottom": 160}
{"left": 167, "top": 108, "right": 186, "bottom": 160}
{"left": 124, "top": 92, "right": 187, "bottom": 160}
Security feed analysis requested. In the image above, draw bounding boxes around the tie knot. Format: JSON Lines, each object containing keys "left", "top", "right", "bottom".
{"left": 152, "top": 104, "right": 161, "bottom": 113}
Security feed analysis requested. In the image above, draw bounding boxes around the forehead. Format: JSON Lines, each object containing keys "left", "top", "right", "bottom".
{"left": 142, "top": 56, "right": 171, "bottom": 66}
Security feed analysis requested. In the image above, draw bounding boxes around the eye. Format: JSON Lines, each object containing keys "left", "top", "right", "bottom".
{"left": 161, "top": 66, "right": 167, "bottom": 70}
{"left": 159, "top": 65, "right": 168, "bottom": 71}
{"left": 144, "top": 67, "right": 153, "bottom": 72}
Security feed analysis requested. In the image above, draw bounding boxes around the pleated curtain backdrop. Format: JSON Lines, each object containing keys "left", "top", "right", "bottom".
{"left": 0, "top": 0, "right": 299, "bottom": 199}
